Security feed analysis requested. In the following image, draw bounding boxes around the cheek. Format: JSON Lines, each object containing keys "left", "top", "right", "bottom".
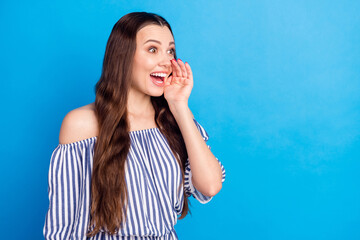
{"left": 142, "top": 58, "right": 155, "bottom": 71}
{"left": 133, "top": 52, "right": 156, "bottom": 76}
{"left": 138, "top": 52, "right": 156, "bottom": 68}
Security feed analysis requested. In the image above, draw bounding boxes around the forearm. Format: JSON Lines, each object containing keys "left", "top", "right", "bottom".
{"left": 169, "top": 103, "right": 223, "bottom": 197}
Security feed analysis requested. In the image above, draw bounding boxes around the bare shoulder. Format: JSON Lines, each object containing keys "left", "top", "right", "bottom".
{"left": 59, "top": 102, "right": 99, "bottom": 144}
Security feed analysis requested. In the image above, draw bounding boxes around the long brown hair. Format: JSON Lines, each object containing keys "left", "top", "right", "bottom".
{"left": 87, "top": 12, "right": 190, "bottom": 237}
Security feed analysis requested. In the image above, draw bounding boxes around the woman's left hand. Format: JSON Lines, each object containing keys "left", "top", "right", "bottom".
{"left": 164, "top": 59, "right": 193, "bottom": 107}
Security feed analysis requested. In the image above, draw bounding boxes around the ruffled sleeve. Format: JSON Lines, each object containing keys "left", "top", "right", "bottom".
{"left": 184, "top": 119, "right": 226, "bottom": 204}
{"left": 43, "top": 137, "right": 96, "bottom": 240}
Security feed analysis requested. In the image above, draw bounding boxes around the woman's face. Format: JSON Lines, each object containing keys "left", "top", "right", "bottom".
{"left": 131, "top": 24, "right": 175, "bottom": 97}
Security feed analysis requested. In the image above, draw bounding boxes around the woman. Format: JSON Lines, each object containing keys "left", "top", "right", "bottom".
{"left": 43, "top": 12, "right": 226, "bottom": 239}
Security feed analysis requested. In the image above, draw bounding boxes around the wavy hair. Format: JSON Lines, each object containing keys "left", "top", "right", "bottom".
{"left": 87, "top": 12, "right": 190, "bottom": 237}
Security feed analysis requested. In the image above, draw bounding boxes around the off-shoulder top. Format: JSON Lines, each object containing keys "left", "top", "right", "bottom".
{"left": 43, "top": 119, "right": 226, "bottom": 240}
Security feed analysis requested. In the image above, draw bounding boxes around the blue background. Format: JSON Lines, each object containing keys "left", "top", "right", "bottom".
{"left": 1, "top": 0, "right": 359, "bottom": 239}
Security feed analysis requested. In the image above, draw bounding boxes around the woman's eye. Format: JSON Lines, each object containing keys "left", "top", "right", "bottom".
{"left": 168, "top": 48, "right": 175, "bottom": 55}
{"left": 149, "top": 47, "right": 156, "bottom": 53}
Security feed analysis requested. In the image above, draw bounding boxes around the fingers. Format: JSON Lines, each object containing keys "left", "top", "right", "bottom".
{"left": 184, "top": 62, "right": 193, "bottom": 80}
{"left": 178, "top": 59, "right": 187, "bottom": 78}
{"left": 171, "top": 59, "right": 189, "bottom": 78}
{"left": 165, "top": 75, "right": 172, "bottom": 86}
{"left": 171, "top": 59, "right": 181, "bottom": 77}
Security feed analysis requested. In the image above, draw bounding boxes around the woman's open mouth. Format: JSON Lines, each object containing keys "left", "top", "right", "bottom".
{"left": 150, "top": 72, "right": 167, "bottom": 87}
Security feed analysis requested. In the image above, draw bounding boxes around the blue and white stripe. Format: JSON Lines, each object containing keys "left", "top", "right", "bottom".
{"left": 43, "top": 119, "right": 226, "bottom": 239}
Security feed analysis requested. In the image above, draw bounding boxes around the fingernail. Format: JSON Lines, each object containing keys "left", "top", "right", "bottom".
{"left": 178, "top": 58, "right": 182, "bottom": 61}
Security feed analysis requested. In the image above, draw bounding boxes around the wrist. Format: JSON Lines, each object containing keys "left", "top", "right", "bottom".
{"left": 168, "top": 102, "right": 190, "bottom": 117}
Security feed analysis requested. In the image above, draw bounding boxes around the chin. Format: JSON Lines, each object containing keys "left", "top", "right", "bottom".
{"left": 145, "top": 85, "right": 164, "bottom": 97}
{"left": 149, "top": 90, "right": 164, "bottom": 97}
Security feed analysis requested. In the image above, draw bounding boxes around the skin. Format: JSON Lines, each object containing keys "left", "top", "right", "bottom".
{"left": 127, "top": 24, "right": 174, "bottom": 130}
{"left": 59, "top": 24, "right": 222, "bottom": 197}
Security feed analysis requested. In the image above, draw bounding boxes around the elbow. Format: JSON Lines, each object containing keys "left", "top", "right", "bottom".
{"left": 192, "top": 175, "right": 223, "bottom": 197}
{"left": 203, "top": 182, "right": 222, "bottom": 197}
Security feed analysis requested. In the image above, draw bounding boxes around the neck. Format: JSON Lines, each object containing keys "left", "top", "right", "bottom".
{"left": 127, "top": 88, "right": 154, "bottom": 117}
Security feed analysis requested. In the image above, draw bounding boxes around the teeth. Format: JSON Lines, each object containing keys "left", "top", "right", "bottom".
{"left": 150, "top": 73, "right": 167, "bottom": 77}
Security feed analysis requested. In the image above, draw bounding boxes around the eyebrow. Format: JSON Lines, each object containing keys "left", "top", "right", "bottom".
{"left": 143, "top": 39, "right": 175, "bottom": 46}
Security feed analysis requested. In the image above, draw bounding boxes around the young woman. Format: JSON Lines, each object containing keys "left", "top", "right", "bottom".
{"left": 43, "top": 12, "right": 226, "bottom": 240}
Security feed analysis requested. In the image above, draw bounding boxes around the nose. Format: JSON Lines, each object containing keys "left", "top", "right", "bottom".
{"left": 158, "top": 51, "right": 172, "bottom": 69}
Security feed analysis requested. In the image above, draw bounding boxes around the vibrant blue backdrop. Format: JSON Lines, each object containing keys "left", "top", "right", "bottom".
{"left": 1, "top": 0, "right": 359, "bottom": 239}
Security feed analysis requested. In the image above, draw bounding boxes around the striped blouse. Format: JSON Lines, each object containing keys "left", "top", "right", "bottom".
{"left": 43, "top": 119, "right": 226, "bottom": 240}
